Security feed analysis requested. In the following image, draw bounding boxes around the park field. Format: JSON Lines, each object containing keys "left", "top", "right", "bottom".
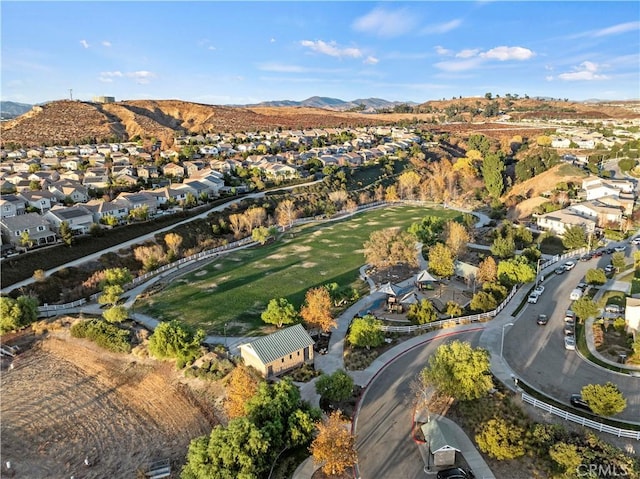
{"left": 138, "top": 205, "right": 462, "bottom": 335}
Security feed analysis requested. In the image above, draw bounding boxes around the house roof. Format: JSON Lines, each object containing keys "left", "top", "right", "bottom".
{"left": 1, "top": 212, "right": 50, "bottom": 230}
{"left": 377, "top": 282, "right": 402, "bottom": 296}
{"left": 417, "top": 270, "right": 437, "bottom": 282}
{"left": 49, "top": 206, "right": 92, "bottom": 220}
{"left": 241, "top": 324, "right": 314, "bottom": 365}
{"left": 420, "top": 419, "right": 461, "bottom": 454}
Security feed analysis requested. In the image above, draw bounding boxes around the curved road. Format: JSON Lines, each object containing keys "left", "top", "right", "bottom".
{"left": 354, "top": 330, "right": 483, "bottom": 479}
{"left": 504, "top": 244, "right": 640, "bottom": 422}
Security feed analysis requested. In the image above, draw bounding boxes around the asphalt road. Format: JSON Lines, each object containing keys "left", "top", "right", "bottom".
{"left": 354, "top": 329, "right": 483, "bottom": 479}
{"left": 504, "top": 242, "right": 640, "bottom": 421}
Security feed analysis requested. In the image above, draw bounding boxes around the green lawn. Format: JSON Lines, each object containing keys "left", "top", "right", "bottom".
{"left": 138, "top": 205, "right": 461, "bottom": 335}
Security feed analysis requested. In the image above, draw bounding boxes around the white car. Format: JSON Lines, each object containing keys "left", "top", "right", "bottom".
{"left": 527, "top": 292, "right": 540, "bottom": 304}
{"left": 533, "top": 285, "right": 545, "bottom": 295}
{"left": 564, "top": 336, "right": 576, "bottom": 350}
{"left": 614, "top": 245, "right": 626, "bottom": 253}
{"left": 632, "top": 237, "right": 640, "bottom": 245}
{"left": 564, "top": 261, "right": 576, "bottom": 271}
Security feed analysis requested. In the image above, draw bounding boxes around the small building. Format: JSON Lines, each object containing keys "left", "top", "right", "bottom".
{"left": 239, "top": 324, "right": 315, "bottom": 378}
{"left": 420, "top": 419, "right": 461, "bottom": 468}
{"left": 626, "top": 297, "right": 640, "bottom": 337}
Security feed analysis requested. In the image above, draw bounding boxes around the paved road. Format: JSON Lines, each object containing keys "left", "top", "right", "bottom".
{"left": 1, "top": 180, "right": 321, "bottom": 294}
{"left": 504, "top": 242, "right": 640, "bottom": 422}
{"left": 354, "top": 330, "right": 483, "bottom": 479}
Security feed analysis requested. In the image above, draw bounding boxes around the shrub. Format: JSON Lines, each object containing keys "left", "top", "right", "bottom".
{"left": 475, "top": 417, "right": 525, "bottom": 460}
{"left": 70, "top": 319, "right": 131, "bottom": 353}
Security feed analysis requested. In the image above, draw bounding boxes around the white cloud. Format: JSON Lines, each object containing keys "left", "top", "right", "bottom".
{"left": 557, "top": 61, "right": 609, "bottom": 81}
{"left": 593, "top": 21, "right": 640, "bottom": 37}
{"left": 434, "top": 46, "right": 452, "bottom": 56}
{"left": 208, "top": 46, "right": 216, "bottom": 51}
{"left": 352, "top": 7, "right": 417, "bottom": 37}
{"left": 421, "top": 19, "right": 462, "bottom": 35}
{"left": 434, "top": 57, "right": 484, "bottom": 72}
{"left": 126, "top": 71, "right": 156, "bottom": 84}
{"left": 456, "top": 49, "right": 480, "bottom": 59}
{"left": 300, "top": 40, "right": 363, "bottom": 59}
{"left": 98, "top": 71, "right": 123, "bottom": 82}
{"left": 80, "top": 40, "right": 89, "bottom": 49}
{"left": 102, "top": 41, "right": 111, "bottom": 47}
{"left": 270, "top": 38, "right": 276, "bottom": 43}
{"left": 259, "top": 63, "right": 308, "bottom": 73}
{"left": 364, "top": 56, "right": 379, "bottom": 65}
{"left": 480, "top": 46, "right": 534, "bottom": 61}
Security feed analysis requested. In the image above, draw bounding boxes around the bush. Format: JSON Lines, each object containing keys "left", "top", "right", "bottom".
{"left": 186, "top": 357, "right": 235, "bottom": 380}
{"left": 148, "top": 320, "right": 205, "bottom": 368}
{"left": 70, "top": 319, "right": 131, "bottom": 353}
{"left": 475, "top": 417, "right": 525, "bottom": 460}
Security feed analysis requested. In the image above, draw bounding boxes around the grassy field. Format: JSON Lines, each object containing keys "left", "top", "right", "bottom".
{"left": 138, "top": 205, "right": 461, "bottom": 335}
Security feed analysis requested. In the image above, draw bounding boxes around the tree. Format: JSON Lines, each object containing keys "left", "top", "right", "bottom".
{"left": 420, "top": 340, "right": 493, "bottom": 400}
{"left": 148, "top": 320, "right": 205, "bottom": 368}
{"left": 347, "top": 315, "right": 384, "bottom": 349}
{"left": 363, "top": 227, "right": 419, "bottom": 269}
{"left": 477, "top": 256, "right": 498, "bottom": 284}
{"left": 408, "top": 215, "right": 446, "bottom": 246}
{"left": 397, "top": 171, "right": 421, "bottom": 199}
{"left": 98, "top": 284, "right": 123, "bottom": 306}
{"left": 445, "top": 301, "right": 463, "bottom": 318}
{"left": 164, "top": 232, "right": 183, "bottom": 259}
{"left": 482, "top": 153, "right": 505, "bottom": 198}
{"left": 497, "top": 257, "right": 536, "bottom": 286}
{"left": 102, "top": 267, "right": 132, "bottom": 287}
{"left": 33, "top": 269, "right": 46, "bottom": 282}
{"left": 562, "top": 225, "right": 587, "bottom": 250}
{"left": 261, "top": 298, "right": 299, "bottom": 328}
{"left": 102, "top": 305, "right": 128, "bottom": 323}
{"left": 59, "top": 221, "right": 74, "bottom": 246}
{"left": 581, "top": 382, "right": 627, "bottom": 416}
{"left": 407, "top": 299, "right": 438, "bottom": 324}
{"left": 475, "top": 418, "right": 525, "bottom": 460}
{"left": 0, "top": 296, "right": 39, "bottom": 334}
{"left": 275, "top": 199, "right": 298, "bottom": 228}
{"left": 224, "top": 365, "right": 262, "bottom": 419}
{"left": 549, "top": 442, "right": 582, "bottom": 476}
{"left": 444, "top": 221, "right": 470, "bottom": 258}
{"left": 572, "top": 297, "right": 599, "bottom": 321}
{"left": 490, "top": 235, "right": 515, "bottom": 259}
{"left": 315, "top": 370, "right": 354, "bottom": 402}
{"left": 611, "top": 251, "right": 626, "bottom": 270}
{"left": 134, "top": 244, "right": 166, "bottom": 272}
{"left": 310, "top": 410, "right": 358, "bottom": 476}
{"left": 20, "top": 230, "right": 32, "bottom": 248}
{"left": 428, "top": 243, "right": 454, "bottom": 278}
{"left": 585, "top": 268, "right": 607, "bottom": 285}
{"left": 301, "top": 287, "right": 336, "bottom": 333}
{"left": 251, "top": 226, "right": 276, "bottom": 245}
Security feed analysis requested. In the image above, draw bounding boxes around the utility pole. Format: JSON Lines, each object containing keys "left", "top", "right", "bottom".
{"left": 69, "top": 89, "right": 73, "bottom": 101}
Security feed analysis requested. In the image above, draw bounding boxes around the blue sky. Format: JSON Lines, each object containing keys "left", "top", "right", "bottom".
{"left": 2, "top": 1, "right": 639, "bottom": 105}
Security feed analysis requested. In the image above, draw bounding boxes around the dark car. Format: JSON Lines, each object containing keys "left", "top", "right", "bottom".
{"left": 437, "top": 467, "right": 475, "bottom": 479}
{"left": 580, "top": 253, "right": 593, "bottom": 261}
{"left": 537, "top": 314, "right": 549, "bottom": 325}
{"left": 605, "top": 247, "right": 614, "bottom": 254}
{"left": 570, "top": 394, "right": 592, "bottom": 412}
{"left": 555, "top": 266, "right": 565, "bottom": 275}
{"left": 593, "top": 249, "right": 604, "bottom": 257}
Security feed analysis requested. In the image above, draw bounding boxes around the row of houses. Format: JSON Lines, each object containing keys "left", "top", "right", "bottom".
{"left": 535, "top": 177, "right": 636, "bottom": 235}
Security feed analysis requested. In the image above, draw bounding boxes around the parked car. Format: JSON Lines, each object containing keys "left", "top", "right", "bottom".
{"left": 564, "top": 261, "right": 576, "bottom": 271}
{"left": 527, "top": 292, "right": 540, "bottom": 304}
{"left": 580, "top": 253, "right": 593, "bottom": 261}
{"left": 534, "top": 285, "right": 545, "bottom": 295}
{"left": 570, "top": 288, "right": 583, "bottom": 301}
{"left": 577, "top": 282, "right": 588, "bottom": 291}
{"left": 555, "top": 266, "right": 565, "bottom": 275}
{"left": 564, "top": 336, "right": 576, "bottom": 350}
{"left": 605, "top": 247, "right": 614, "bottom": 254}
{"left": 605, "top": 304, "right": 624, "bottom": 314}
{"left": 605, "top": 264, "right": 615, "bottom": 274}
{"left": 593, "top": 249, "right": 604, "bottom": 258}
{"left": 632, "top": 237, "right": 640, "bottom": 245}
{"left": 564, "top": 323, "right": 575, "bottom": 336}
{"left": 570, "top": 394, "right": 591, "bottom": 411}
{"left": 614, "top": 245, "right": 626, "bottom": 253}
{"left": 564, "top": 310, "right": 576, "bottom": 323}
{"left": 537, "top": 314, "right": 549, "bottom": 325}
{"left": 437, "top": 468, "right": 475, "bottom": 479}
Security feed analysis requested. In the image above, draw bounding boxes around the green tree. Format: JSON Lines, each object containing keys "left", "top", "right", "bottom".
{"left": 261, "top": 298, "right": 299, "bottom": 328}
{"left": 315, "top": 369, "right": 354, "bottom": 402}
{"left": 364, "top": 227, "right": 419, "bottom": 269}
{"left": 572, "top": 297, "right": 599, "bottom": 321}
{"left": 428, "top": 243, "right": 454, "bottom": 278}
{"left": 148, "top": 320, "right": 205, "bottom": 368}
{"left": 102, "top": 267, "right": 133, "bottom": 287}
{"left": 102, "top": 305, "right": 129, "bottom": 323}
{"left": 445, "top": 301, "right": 463, "bottom": 318}
{"left": 407, "top": 215, "right": 446, "bottom": 246}
{"left": 20, "top": 230, "right": 33, "bottom": 248}
{"left": 611, "top": 251, "right": 626, "bottom": 270}
{"left": 490, "top": 235, "right": 516, "bottom": 259}
{"left": 482, "top": 153, "right": 505, "bottom": 198}
{"left": 59, "top": 221, "right": 74, "bottom": 246}
{"left": 497, "top": 257, "right": 536, "bottom": 287}
{"left": 420, "top": 340, "right": 493, "bottom": 400}
{"left": 585, "top": 268, "right": 607, "bottom": 285}
{"left": 581, "top": 382, "right": 627, "bottom": 416}
{"left": 0, "top": 296, "right": 39, "bottom": 333}
{"left": 407, "top": 299, "right": 438, "bottom": 324}
{"left": 251, "top": 225, "right": 277, "bottom": 245}
{"left": 348, "top": 315, "right": 384, "bottom": 349}
{"left": 98, "top": 284, "right": 124, "bottom": 306}
{"left": 549, "top": 442, "right": 582, "bottom": 476}
{"left": 562, "top": 225, "right": 587, "bottom": 250}
{"left": 470, "top": 291, "right": 498, "bottom": 312}
{"left": 475, "top": 418, "right": 525, "bottom": 460}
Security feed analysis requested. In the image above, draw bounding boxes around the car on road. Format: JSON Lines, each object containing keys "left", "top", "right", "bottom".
{"left": 593, "top": 249, "right": 604, "bottom": 258}
{"left": 534, "top": 285, "right": 545, "bottom": 295}
{"left": 569, "top": 288, "right": 583, "bottom": 301}
{"left": 527, "top": 292, "right": 540, "bottom": 304}
{"left": 564, "top": 261, "right": 576, "bottom": 271}
{"left": 614, "top": 245, "right": 626, "bottom": 253}
{"left": 537, "top": 314, "right": 549, "bottom": 325}
{"left": 605, "top": 264, "right": 615, "bottom": 274}
{"left": 632, "top": 237, "right": 640, "bottom": 245}
{"left": 564, "top": 323, "right": 575, "bottom": 336}
{"left": 570, "top": 394, "right": 592, "bottom": 412}
{"left": 564, "top": 336, "right": 576, "bottom": 350}
{"left": 580, "top": 253, "right": 593, "bottom": 261}
{"left": 576, "top": 282, "right": 588, "bottom": 291}
{"left": 564, "top": 310, "right": 576, "bottom": 323}
{"left": 437, "top": 468, "right": 475, "bottom": 479}
{"left": 555, "top": 266, "right": 565, "bottom": 275}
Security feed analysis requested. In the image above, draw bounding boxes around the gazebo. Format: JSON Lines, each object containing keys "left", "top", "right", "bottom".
{"left": 378, "top": 282, "right": 402, "bottom": 311}
{"left": 416, "top": 269, "right": 438, "bottom": 290}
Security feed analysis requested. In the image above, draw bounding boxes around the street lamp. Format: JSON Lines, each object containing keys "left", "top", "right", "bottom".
{"left": 224, "top": 323, "right": 228, "bottom": 347}
{"left": 500, "top": 322, "right": 514, "bottom": 360}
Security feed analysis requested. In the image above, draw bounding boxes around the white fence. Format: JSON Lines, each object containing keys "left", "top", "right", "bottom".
{"left": 521, "top": 392, "right": 640, "bottom": 440}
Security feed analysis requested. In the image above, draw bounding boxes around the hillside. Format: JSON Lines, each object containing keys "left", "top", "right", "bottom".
{"left": 0, "top": 101, "right": 33, "bottom": 120}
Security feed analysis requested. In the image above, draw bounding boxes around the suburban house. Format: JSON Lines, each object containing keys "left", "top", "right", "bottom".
{"left": 536, "top": 209, "right": 596, "bottom": 236}
{"left": 84, "top": 199, "right": 129, "bottom": 224}
{"left": 18, "top": 190, "right": 58, "bottom": 213}
{"left": 48, "top": 181, "right": 89, "bottom": 203}
{"left": 162, "top": 163, "right": 185, "bottom": 178}
{"left": 239, "top": 324, "right": 315, "bottom": 378}
{"left": 568, "top": 201, "right": 623, "bottom": 228}
{"left": 44, "top": 205, "right": 95, "bottom": 234}
{"left": 116, "top": 192, "right": 158, "bottom": 215}
{"left": 0, "top": 212, "right": 57, "bottom": 248}
{"left": 583, "top": 178, "right": 635, "bottom": 201}
{"left": 0, "top": 194, "right": 27, "bottom": 218}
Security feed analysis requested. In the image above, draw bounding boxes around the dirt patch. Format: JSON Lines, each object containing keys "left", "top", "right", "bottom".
{"left": 0, "top": 330, "right": 217, "bottom": 479}
{"left": 194, "top": 270, "right": 207, "bottom": 277}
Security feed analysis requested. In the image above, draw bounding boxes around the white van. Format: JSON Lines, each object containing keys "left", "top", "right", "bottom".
{"left": 570, "top": 288, "right": 583, "bottom": 301}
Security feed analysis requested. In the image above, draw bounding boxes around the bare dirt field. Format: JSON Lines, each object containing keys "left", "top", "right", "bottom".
{"left": 1, "top": 329, "right": 218, "bottom": 479}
